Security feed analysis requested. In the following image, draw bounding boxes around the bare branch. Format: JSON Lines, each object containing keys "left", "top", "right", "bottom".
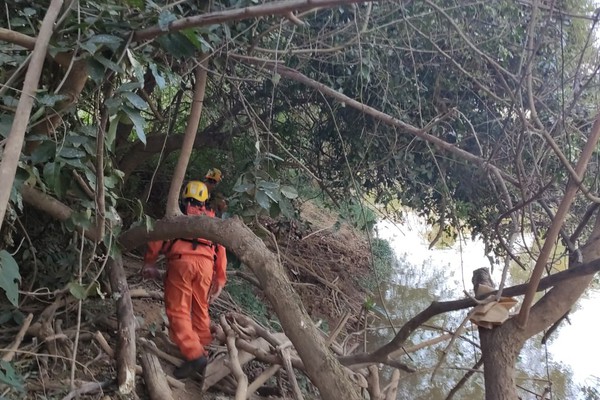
{"left": 0, "top": 0, "right": 63, "bottom": 232}
{"left": 133, "top": 0, "right": 374, "bottom": 41}
{"left": 518, "top": 112, "right": 600, "bottom": 327}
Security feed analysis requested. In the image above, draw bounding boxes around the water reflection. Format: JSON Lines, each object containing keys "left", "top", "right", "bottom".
{"left": 369, "top": 217, "right": 593, "bottom": 399}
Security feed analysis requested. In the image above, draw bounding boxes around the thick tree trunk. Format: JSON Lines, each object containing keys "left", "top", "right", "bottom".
{"left": 478, "top": 210, "right": 600, "bottom": 399}
{"left": 479, "top": 328, "right": 520, "bottom": 400}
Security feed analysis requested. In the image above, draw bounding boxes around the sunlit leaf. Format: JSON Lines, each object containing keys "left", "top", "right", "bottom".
{"left": 122, "top": 91, "right": 148, "bottom": 110}
{"left": 118, "top": 82, "right": 143, "bottom": 92}
{"left": 123, "top": 107, "right": 147, "bottom": 145}
{"left": 280, "top": 185, "right": 299, "bottom": 199}
{"left": 149, "top": 63, "right": 166, "bottom": 89}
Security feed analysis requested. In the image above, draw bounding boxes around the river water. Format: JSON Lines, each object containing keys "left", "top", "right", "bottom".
{"left": 369, "top": 215, "right": 600, "bottom": 399}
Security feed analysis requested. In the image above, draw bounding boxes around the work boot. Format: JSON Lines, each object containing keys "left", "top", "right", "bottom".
{"left": 173, "top": 355, "right": 207, "bottom": 379}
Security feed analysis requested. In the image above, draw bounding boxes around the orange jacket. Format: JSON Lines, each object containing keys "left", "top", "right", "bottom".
{"left": 144, "top": 229, "right": 227, "bottom": 288}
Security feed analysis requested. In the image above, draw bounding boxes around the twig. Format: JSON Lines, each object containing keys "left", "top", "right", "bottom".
{"left": 445, "top": 358, "right": 483, "bottom": 400}
{"left": 93, "top": 331, "right": 114, "bottom": 357}
{"left": 2, "top": 313, "right": 33, "bottom": 362}
{"left": 61, "top": 380, "right": 112, "bottom": 400}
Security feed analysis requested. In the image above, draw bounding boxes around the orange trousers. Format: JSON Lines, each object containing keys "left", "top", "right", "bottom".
{"left": 164, "top": 254, "right": 214, "bottom": 360}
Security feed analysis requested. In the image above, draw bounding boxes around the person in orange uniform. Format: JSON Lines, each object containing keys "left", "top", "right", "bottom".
{"left": 203, "top": 168, "right": 227, "bottom": 216}
{"left": 141, "top": 181, "right": 227, "bottom": 379}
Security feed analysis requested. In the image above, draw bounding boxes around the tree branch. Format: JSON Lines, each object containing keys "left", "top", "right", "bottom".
{"left": 0, "top": 0, "right": 63, "bottom": 232}
{"left": 133, "top": 0, "right": 374, "bottom": 41}
{"left": 166, "top": 58, "right": 209, "bottom": 216}
{"left": 517, "top": 111, "right": 600, "bottom": 327}
{"left": 235, "top": 56, "right": 518, "bottom": 186}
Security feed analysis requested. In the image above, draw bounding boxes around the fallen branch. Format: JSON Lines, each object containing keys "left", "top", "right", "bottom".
{"left": 140, "top": 338, "right": 182, "bottom": 367}
{"left": 130, "top": 288, "right": 164, "bottom": 300}
{"left": 93, "top": 331, "right": 114, "bottom": 357}
{"left": 384, "top": 369, "right": 400, "bottom": 400}
{"left": 141, "top": 352, "right": 174, "bottom": 400}
{"left": 2, "top": 313, "right": 33, "bottom": 362}
{"left": 135, "top": 365, "right": 185, "bottom": 389}
{"left": 221, "top": 315, "right": 249, "bottom": 400}
{"left": 108, "top": 255, "right": 136, "bottom": 394}
{"left": 61, "top": 380, "right": 112, "bottom": 400}
{"left": 246, "top": 364, "right": 281, "bottom": 398}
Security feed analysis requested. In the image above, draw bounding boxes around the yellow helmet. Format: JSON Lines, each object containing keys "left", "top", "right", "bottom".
{"left": 205, "top": 168, "right": 222, "bottom": 182}
{"left": 182, "top": 181, "right": 209, "bottom": 202}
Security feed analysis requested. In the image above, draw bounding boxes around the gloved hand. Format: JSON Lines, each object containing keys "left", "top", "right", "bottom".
{"left": 209, "top": 284, "right": 223, "bottom": 304}
{"left": 141, "top": 263, "right": 161, "bottom": 280}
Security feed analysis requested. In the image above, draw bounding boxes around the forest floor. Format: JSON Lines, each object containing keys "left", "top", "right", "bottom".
{"left": 1, "top": 202, "right": 375, "bottom": 400}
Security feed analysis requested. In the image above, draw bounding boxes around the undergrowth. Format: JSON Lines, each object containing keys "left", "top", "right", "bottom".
{"left": 360, "top": 238, "right": 395, "bottom": 292}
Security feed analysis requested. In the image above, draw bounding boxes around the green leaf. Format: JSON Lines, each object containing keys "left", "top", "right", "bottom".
{"left": 145, "top": 215, "right": 154, "bottom": 232}
{"left": 21, "top": 7, "right": 36, "bottom": 16}
{"left": 86, "top": 58, "right": 106, "bottom": 82}
{"left": 180, "top": 28, "right": 203, "bottom": 50}
{"left": 233, "top": 182, "right": 255, "bottom": 193}
{"left": 0, "top": 360, "right": 24, "bottom": 392}
{"left": 58, "top": 147, "right": 86, "bottom": 159}
{"left": 255, "top": 190, "right": 271, "bottom": 210}
{"left": 104, "top": 97, "right": 123, "bottom": 115}
{"left": 94, "top": 54, "right": 124, "bottom": 73}
{"left": 122, "top": 91, "right": 148, "bottom": 110}
{"left": 263, "top": 188, "right": 281, "bottom": 203}
{"left": 106, "top": 116, "right": 119, "bottom": 151}
{"left": 257, "top": 180, "right": 279, "bottom": 190}
{"left": 156, "top": 33, "right": 197, "bottom": 58}
{"left": 30, "top": 141, "right": 56, "bottom": 164}
{"left": 280, "top": 185, "right": 298, "bottom": 199}
{"left": 0, "top": 114, "right": 14, "bottom": 138}
{"left": 43, "top": 162, "right": 62, "bottom": 196}
{"left": 2, "top": 96, "right": 19, "bottom": 107}
{"left": 88, "top": 34, "right": 123, "bottom": 46}
{"left": 123, "top": 107, "right": 147, "bottom": 144}
{"left": 158, "top": 10, "right": 176, "bottom": 31}
{"left": 271, "top": 72, "right": 281, "bottom": 85}
{"left": 279, "top": 197, "right": 294, "bottom": 218}
{"left": 37, "top": 93, "right": 67, "bottom": 107}
{"left": 149, "top": 63, "right": 166, "bottom": 89}
{"left": 70, "top": 209, "right": 93, "bottom": 230}
{"left": 126, "top": 49, "right": 145, "bottom": 82}
{"left": 0, "top": 251, "right": 21, "bottom": 307}
{"left": 117, "top": 82, "right": 143, "bottom": 92}
{"left": 68, "top": 282, "right": 88, "bottom": 300}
